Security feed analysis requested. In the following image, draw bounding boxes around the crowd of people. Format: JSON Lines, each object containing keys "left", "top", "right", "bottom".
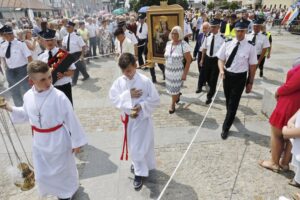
{"left": 0, "top": 4, "right": 299, "bottom": 200}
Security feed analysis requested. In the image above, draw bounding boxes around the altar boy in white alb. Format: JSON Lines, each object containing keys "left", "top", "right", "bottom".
{"left": 109, "top": 53, "right": 160, "bottom": 190}
{"left": 1, "top": 60, "right": 87, "bottom": 200}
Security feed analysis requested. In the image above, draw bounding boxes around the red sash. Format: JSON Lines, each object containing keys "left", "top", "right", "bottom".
{"left": 31, "top": 124, "right": 63, "bottom": 133}
{"left": 120, "top": 114, "right": 129, "bottom": 160}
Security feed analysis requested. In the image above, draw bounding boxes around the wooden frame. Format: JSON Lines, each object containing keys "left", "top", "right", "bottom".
{"left": 146, "top": 3, "right": 184, "bottom": 65}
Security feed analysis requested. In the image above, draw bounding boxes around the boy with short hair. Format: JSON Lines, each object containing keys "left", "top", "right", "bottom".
{"left": 1, "top": 60, "right": 87, "bottom": 200}
{"left": 109, "top": 53, "right": 160, "bottom": 190}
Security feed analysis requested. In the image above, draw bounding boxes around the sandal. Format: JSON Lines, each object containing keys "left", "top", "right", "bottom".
{"left": 280, "top": 164, "right": 290, "bottom": 172}
{"left": 289, "top": 179, "right": 300, "bottom": 189}
{"left": 258, "top": 160, "right": 280, "bottom": 173}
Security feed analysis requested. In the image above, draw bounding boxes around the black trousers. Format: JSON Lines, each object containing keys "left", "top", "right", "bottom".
{"left": 55, "top": 83, "right": 73, "bottom": 105}
{"left": 205, "top": 56, "right": 219, "bottom": 100}
{"left": 257, "top": 55, "right": 266, "bottom": 72}
{"left": 197, "top": 52, "right": 206, "bottom": 90}
{"left": 192, "top": 28, "right": 197, "bottom": 41}
{"left": 222, "top": 71, "right": 247, "bottom": 132}
{"left": 89, "top": 37, "right": 97, "bottom": 57}
{"left": 150, "top": 63, "right": 165, "bottom": 81}
{"left": 71, "top": 52, "right": 89, "bottom": 84}
{"left": 137, "top": 39, "right": 147, "bottom": 66}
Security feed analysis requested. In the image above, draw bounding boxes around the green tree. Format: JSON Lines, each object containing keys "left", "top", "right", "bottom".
{"left": 207, "top": 2, "right": 215, "bottom": 10}
{"left": 229, "top": 2, "right": 239, "bottom": 10}
{"left": 130, "top": 0, "right": 189, "bottom": 12}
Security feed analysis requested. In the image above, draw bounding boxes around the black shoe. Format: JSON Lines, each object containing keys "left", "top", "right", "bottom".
{"left": 133, "top": 175, "right": 143, "bottom": 190}
{"left": 259, "top": 71, "right": 263, "bottom": 77}
{"left": 152, "top": 78, "right": 157, "bottom": 83}
{"left": 176, "top": 92, "right": 182, "bottom": 104}
{"left": 221, "top": 130, "right": 229, "bottom": 140}
{"left": 163, "top": 74, "right": 165, "bottom": 80}
{"left": 130, "top": 164, "right": 134, "bottom": 174}
{"left": 205, "top": 98, "right": 212, "bottom": 105}
{"left": 196, "top": 88, "right": 202, "bottom": 93}
{"left": 58, "top": 198, "right": 71, "bottom": 200}
{"left": 82, "top": 76, "right": 90, "bottom": 81}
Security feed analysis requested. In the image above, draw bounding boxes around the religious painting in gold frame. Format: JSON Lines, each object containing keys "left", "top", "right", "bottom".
{"left": 146, "top": 3, "right": 184, "bottom": 65}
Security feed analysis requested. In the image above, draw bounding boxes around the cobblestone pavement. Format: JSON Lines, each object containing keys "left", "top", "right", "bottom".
{"left": 1, "top": 31, "right": 300, "bottom": 200}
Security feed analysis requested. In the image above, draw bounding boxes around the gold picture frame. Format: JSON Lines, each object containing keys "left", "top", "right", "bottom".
{"left": 146, "top": 3, "right": 184, "bottom": 65}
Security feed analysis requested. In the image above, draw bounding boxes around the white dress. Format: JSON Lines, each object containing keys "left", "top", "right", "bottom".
{"left": 164, "top": 41, "right": 190, "bottom": 95}
{"left": 11, "top": 85, "right": 87, "bottom": 198}
{"left": 291, "top": 112, "right": 300, "bottom": 183}
{"left": 109, "top": 72, "right": 160, "bottom": 177}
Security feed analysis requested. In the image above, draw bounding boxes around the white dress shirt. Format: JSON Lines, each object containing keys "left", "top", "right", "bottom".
{"left": 125, "top": 29, "right": 138, "bottom": 45}
{"left": 115, "top": 37, "right": 135, "bottom": 55}
{"left": 136, "top": 22, "right": 148, "bottom": 40}
{"left": 62, "top": 32, "right": 85, "bottom": 54}
{"left": 216, "top": 38, "right": 258, "bottom": 73}
{"left": 246, "top": 32, "right": 270, "bottom": 55}
{"left": 37, "top": 47, "right": 76, "bottom": 86}
{"left": 202, "top": 32, "right": 225, "bottom": 57}
{"left": 0, "top": 38, "right": 31, "bottom": 69}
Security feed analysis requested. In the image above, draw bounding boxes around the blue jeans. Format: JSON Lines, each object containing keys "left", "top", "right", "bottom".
{"left": 5, "top": 65, "right": 30, "bottom": 106}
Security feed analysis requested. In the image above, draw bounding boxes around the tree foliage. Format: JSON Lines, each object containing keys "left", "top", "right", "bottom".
{"left": 130, "top": 0, "right": 189, "bottom": 12}
{"left": 207, "top": 2, "right": 215, "bottom": 10}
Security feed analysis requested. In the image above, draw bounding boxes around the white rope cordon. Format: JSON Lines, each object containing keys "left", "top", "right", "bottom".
{"left": 0, "top": 52, "right": 120, "bottom": 95}
{"left": 0, "top": 75, "right": 29, "bottom": 96}
{"left": 157, "top": 80, "right": 223, "bottom": 200}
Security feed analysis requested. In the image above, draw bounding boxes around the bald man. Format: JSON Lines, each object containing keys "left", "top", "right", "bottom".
{"left": 193, "top": 22, "right": 210, "bottom": 93}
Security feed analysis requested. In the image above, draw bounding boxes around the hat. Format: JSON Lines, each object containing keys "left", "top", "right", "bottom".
{"left": 0, "top": 25, "right": 13, "bottom": 34}
{"left": 253, "top": 18, "right": 265, "bottom": 25}
{"left": 38, "top": 29, "right": 56, "bottom": 40}
{"left": 138, "top": 13, "right": 146, "bottom": 19}
{"left": 234, "top": 19, "right": 249, "bottom": 30}
{"left": 210, "top": 18, "right": 221, "bottom": 26}
{"left": 66, "top": 20, "right": 76, "bottom": 27}
{"left": 117, "top": 21, "right": 126, "bottom": 28}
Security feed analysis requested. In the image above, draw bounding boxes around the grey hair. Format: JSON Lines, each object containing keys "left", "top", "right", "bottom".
{"left": 169, "top": 26, "right": 184, "bottom": 41}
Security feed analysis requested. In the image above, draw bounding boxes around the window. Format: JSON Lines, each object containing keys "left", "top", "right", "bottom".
{"left": 279, "top": 4, "right": 282, "bottom": 8}
{"left": 270, "top": 4, "right": 272, "bottom": 9}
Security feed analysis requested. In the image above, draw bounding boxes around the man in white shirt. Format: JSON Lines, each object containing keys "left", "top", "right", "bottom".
{"left": 136, "top": 13, "right": 148, "bottom": 68}
{"left": 38, "top": 29, "right": 75, "bottom": 104}
{"left": 246, "top": 18, "right": 270, "bottom": 77}
{"left": 62, "top": 21, "right": 90, "bottom": 86}
{"left": 0, "top": 25, "right": 32, "bottom": 106}
{"left": 201, "top": 19, "right": 225, "bottom": 105}
{"left": 86, "top": 17, "right": 98, "bottom": 58}
{"left": 216, "top": 19, "right": 257, "bottom": 140}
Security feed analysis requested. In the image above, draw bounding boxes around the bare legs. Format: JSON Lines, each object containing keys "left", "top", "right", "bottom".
{"left": 259, "top": 125, "right": 292, "bottom": 172}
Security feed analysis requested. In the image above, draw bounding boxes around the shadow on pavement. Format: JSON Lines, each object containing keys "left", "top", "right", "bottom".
{"left": 144, "top": 169, "right": 198, "bottom": 200}
{"left": 231, "top": 118, "right": 270, "bottom": 148}
{"left": 73, "top": 186, "right": 90, "bottom": 200}
{"left": 76, "top": 145, "right": 118, "bottom": 180}
{"left": 74, "top": 78, "right": 101, "bottom": 93}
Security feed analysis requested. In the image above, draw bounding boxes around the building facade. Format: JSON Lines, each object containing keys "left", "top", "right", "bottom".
{"left": 262, "top": 0, "right": 296, "bottom": 9}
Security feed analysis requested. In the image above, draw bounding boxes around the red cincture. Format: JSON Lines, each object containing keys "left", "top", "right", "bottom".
{"left": 31, "top": 124, "right": 63, "bottom": 134}
{"left": 120, "top": 114, "right": 129, "bottom": 160}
